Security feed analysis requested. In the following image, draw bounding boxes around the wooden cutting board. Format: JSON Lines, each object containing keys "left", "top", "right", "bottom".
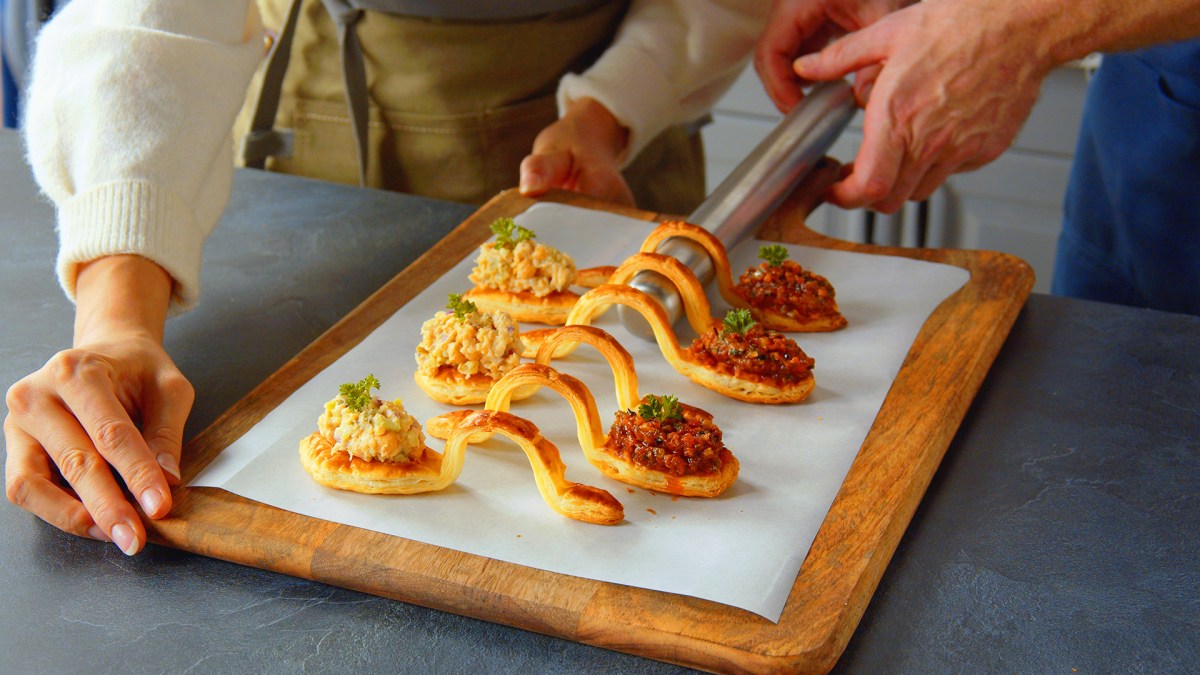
{"left": 153, "top": 164, "right": 1034, "bottom": 673}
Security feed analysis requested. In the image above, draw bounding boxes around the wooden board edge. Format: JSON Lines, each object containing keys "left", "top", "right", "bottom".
{"left": 148, "top": 485, "right": 608, "bottom": 640}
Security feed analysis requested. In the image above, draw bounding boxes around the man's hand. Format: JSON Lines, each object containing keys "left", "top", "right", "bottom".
{"left": 757, "top": 0, "right": 1052, "bottom": 213}
{"left": 4, "top": 256, "right": 191, "bottom": 555}
{"left": 519, "top": 97, "right": 636, "bottom": 207}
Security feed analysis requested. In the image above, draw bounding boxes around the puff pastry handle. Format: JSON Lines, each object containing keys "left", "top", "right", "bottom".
{"left": 638, "top": 222, "right": 741, "bottom": 309}
{"left": 564, "top": 285, "right": 690, "bottom": 374}
{"left": 534, "top": 325, "right": 640, "bottom": 411}
{"left": 608, "top": 252, "right": 721, "bottom": 336}
{"left": 445, "top": 410, "right": 623, "bottom": 525}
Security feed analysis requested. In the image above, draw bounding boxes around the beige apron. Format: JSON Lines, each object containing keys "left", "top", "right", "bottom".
{"left": 233, "top": 0, "right": 705, "bottom": 214}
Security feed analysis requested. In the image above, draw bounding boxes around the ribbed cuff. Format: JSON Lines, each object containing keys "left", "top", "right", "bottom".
{"left": 557, "top": 45, "right": 682, "bottom": 168}
{"left": 56, "top": 180, "right": 204, "bottom": 315}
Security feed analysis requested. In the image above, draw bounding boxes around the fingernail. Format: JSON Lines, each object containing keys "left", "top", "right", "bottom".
{"left": 87, "top": 525, "right": 111, "bottom": 542}
{"left": 111, "top": 523, "right": 139, "bottom": 556}
{"left": 520, "top": 171, "right": 543, "bottom": 193}
{"left": 793, "top": 55, "right": 817, "bottom": 74}
{"left": 140, "top": 487, "right": 164, "bottom": 516}
{"left": 157, "top": 453, "right": 181, "bottom": 481}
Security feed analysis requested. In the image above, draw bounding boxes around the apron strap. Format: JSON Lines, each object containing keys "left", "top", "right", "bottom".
{"left": 321, "top": 0, "right": 370, "bottom": 186}
{"left": 241, "top": 0, "right": 305, "bottom": 170}
{"left": 242, "top": 0, "right": 371, "bottom": 187}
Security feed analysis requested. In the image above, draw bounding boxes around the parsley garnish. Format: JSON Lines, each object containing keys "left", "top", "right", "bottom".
{"left": 339, "top": 374, "right": 380, "bottom": 413}
{"left": 447, "top": 293, "right": 477, "bottom": 321}
{"left": 638, "top": 394, "right": 684, "bottom": 422}
{"left": 489, "top": 217, "right": 535, "bottom": 249}
{"left": 722, "top": 308, "right": 756, "bottom": 335}
{"left": 759, "top": 244, "right": 789, "bottom": 267}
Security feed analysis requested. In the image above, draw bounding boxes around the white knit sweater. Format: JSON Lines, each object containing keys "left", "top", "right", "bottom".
{"left": 24, "top": 0, "right": 766, "bottom": 313}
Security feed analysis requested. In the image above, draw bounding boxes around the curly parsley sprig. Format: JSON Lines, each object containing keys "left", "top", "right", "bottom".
{"left": 637, "top": 394, "right": 684, "bottom": 422}
{"left": 722, "top": 308, "right": 756, "bottom": 336}
{"left": 446, "top": 293, "right": 477, "bottom": 321}
{"left": 489, "top": 217, "right": 536, "bottom": 249}
{"left": 758, "top": 244, "right": 789, "bottom": 267}
{"left": 339, "top": 374, "right": 380, "bottom": 413}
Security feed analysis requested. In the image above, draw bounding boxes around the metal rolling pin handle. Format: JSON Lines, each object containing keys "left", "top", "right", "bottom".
{"left": 618, "top": 80, "right": 857, "bottom": 341}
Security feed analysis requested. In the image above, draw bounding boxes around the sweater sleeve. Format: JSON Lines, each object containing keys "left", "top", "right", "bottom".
{"left": 556, "top": 0, "right": 768, "bottom": 165}
{"left": 22, "top": 0, "right": 264, "bottom": 314}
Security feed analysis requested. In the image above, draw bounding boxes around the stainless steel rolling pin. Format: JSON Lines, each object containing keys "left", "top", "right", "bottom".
{"left": 619, "top": 79, "right": 857, "bottom": 339}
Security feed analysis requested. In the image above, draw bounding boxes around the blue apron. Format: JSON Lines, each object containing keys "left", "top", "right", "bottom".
{"left": 1054, "top": 39, "right": 1200, "bottom": 316}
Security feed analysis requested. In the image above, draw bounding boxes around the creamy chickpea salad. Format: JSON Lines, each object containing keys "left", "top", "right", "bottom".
{"left": 318, "top": 395, "right": 426, "bottom": 463}
{"left": 415, "top": 308, "right": 525, "bottom": 380}
{"left": 469, "top": 239, "right": 576, "bottom": 297}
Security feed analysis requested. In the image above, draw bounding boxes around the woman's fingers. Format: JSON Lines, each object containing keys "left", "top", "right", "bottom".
{"left": 520, "top": 147, "right": 634, "bottom": 207}
{"left": 4, "top": 418, "right": 108, "bottom": 542}
{"left": 52, "top": 350, "right": 173, "bottom": 520}
{"left": 755, "top": 0, "right": 821, "bottom": 112}
{"left": 5, "top": 384, "right": 145, "bottom": 554}
{"left": 519, "top": 150, "right": 575, "bottom": 197}
{"left": 4, "top": 340, "right": 193, "bottom": 555}
{"left": 139, "top": 370, "right": 195, "bottom": 487}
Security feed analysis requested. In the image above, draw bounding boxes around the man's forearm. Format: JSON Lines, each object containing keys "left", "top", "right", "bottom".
{"left": 1006, "top": 0, "right": 1200, "bottom": 68}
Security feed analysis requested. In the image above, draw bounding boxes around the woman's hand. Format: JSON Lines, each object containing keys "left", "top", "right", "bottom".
{"left": 4, "top": 255, "right": 192, "bottom": 555}
{"left": 755, "top": 0, "right": 909, "bottom": 113}
{"left": 519, "top": 97, "right": 636, "bottom": 207}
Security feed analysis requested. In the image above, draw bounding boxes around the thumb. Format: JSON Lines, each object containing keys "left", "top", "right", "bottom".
{"left": 520, "top": 150, "right": 574, "bottom": 197}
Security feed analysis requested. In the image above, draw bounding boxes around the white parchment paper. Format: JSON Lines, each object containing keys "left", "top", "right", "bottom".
{"left": 191, "top": 203, "right": 969, "bottom": 622}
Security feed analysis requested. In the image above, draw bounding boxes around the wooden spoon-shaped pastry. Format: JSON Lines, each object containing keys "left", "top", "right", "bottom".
{"left": 640, "top": 219, "right": 846, "bottom": 332}
{"left": 520, "top": 251, "right": 717, "bottom": 359}
{"left": 299, "top": 376, "right": 622, "bottom": 524}
{"left": 548, "top": 278, "right": 816, "bottom": 404}
{"left": 427, "top": 364, "right": 738, "bottom": 497}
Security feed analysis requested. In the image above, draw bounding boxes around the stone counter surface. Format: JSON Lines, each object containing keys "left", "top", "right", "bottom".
{"left": 1, "top": 130, "right": 1196, "bottom": 673}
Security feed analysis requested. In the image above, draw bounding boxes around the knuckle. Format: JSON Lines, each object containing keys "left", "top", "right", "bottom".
{"left": 861, "top": 179, "right": 891, "bottom": 203}
{"left": 143, "top": 425, "right": 183, "bottom": 453}
{"left": 5, "top": 378, "right": 37, "bottom": 416}
{"left": 158, "top": 372, "right": 194, "bottom": 405}
{"left": 5, "top": 471, "right": 32, "bottom": 507}
{"left": 82, "top": 498, "right": 125, "bottom": 529}
{"left": 49, "top": 349, "right": 108, "bottom": 387}
{"left": 120, "top": 463, "right": 164, "bottom": 493}
{"left": 55, "top": 445, "right": 104, "bottom": 486}
{"left": 93, "top": 417, "right": 140, "bottom": 456}
{"left": 61, "top": 507, "right": 97, "bottom": 537}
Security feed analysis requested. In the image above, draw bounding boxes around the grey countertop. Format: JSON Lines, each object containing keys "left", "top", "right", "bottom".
{"left": 1, "top": 129, "right": 1197, "bottom": 673}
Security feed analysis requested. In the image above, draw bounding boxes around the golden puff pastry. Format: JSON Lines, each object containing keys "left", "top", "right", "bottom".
{"left": 429, "top": 324, "right": 638, "bottom": 442}
{"left": 639, "top": 220, "right": 846, "bottom": 332}
{"left": 559, "top": 283, "right": 816, "bottom": 404}
{"left": 299, "top": 376, "right": 622, "bottom": 524}
{"left": 520, "top": 250, "right": 719, "bottom": 359}
{"left": 299, "top": 375, "right": 442, "bottom": 494}
{"left": 464, "top": 217, "right": 584, "bottom": 325}
{"left": 428, "top": 364, "right": 738, "bottom": 497}
{"left": 413, "top": 293, "right": 533, "bottom": 405}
